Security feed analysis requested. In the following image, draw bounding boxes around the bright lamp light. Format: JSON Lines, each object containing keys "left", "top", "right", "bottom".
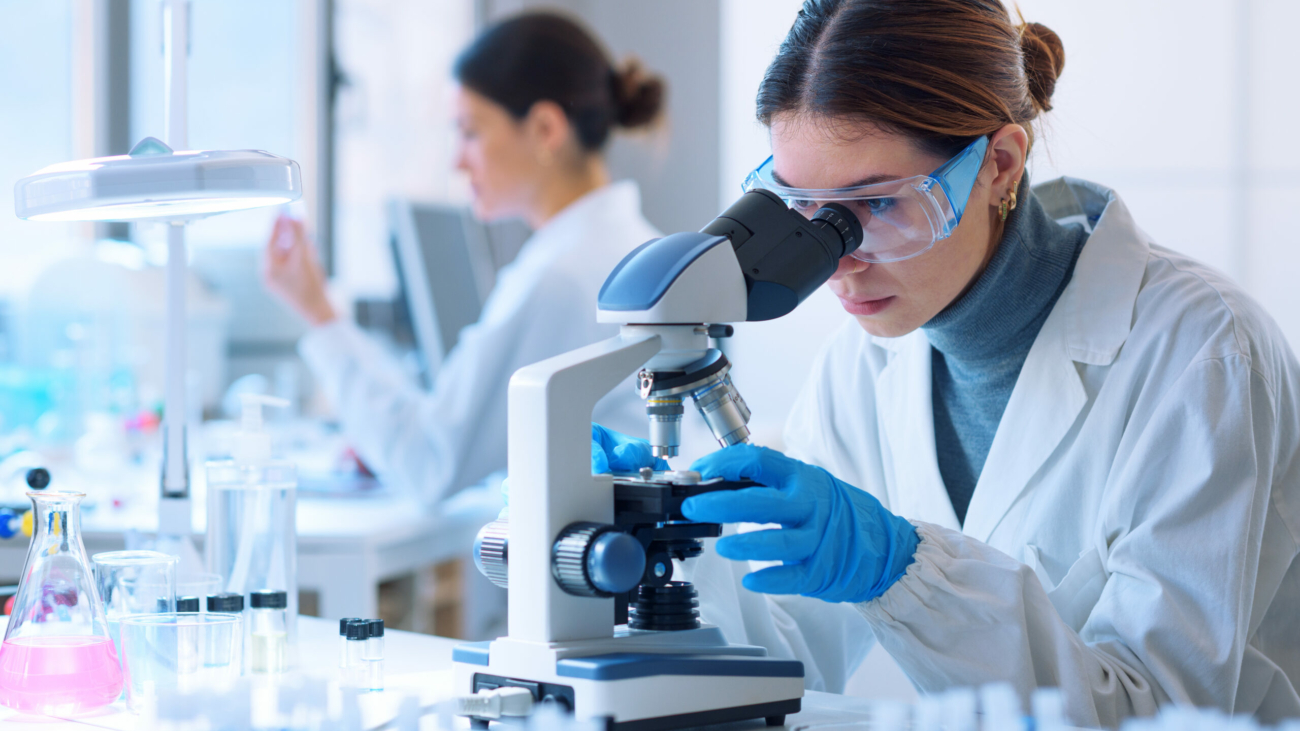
{"left": 14, "top": 137, "right": 301, "bottom": 223}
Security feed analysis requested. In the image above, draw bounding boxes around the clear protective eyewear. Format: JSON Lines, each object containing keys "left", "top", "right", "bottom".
{"left": 742, "top": 135, "right": 990, "bottom": 263}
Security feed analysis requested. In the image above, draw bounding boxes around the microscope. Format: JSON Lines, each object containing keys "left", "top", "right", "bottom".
{"left": 453, "top": 189, "right": 862, "bottom": 730}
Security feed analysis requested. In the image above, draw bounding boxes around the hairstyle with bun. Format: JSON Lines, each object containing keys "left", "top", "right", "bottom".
{"left": 758, "top": 0, "right": 1065, "bottom": 158}
{"left": 454, "top": 12, "right": 665, "bottom": 152}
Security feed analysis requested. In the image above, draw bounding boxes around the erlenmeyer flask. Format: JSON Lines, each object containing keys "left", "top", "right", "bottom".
{"left": 0, "top": 491, "right": 122, "bottom": 714}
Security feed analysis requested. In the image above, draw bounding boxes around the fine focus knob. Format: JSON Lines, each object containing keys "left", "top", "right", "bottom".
{"left": 552, "top": 522, "right": 646, "bottom": 597}
{"left": 474, "top": 518, "right": 509, "bottom": 588}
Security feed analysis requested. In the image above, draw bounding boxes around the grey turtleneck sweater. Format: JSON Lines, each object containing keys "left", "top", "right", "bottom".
{"left": 922, "top": 183, "right": 1089, "bottom": 525}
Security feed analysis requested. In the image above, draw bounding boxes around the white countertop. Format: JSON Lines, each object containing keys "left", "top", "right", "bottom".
{"left": 0, "top": 618, "right": 884, "bottom": 731}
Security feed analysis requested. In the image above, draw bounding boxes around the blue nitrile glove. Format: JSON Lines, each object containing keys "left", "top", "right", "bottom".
{"left": 590, "top": 423, "right": 668, "bottom": 474}
{"left": 681, "top": 444, "right": 920, "bottom": 604}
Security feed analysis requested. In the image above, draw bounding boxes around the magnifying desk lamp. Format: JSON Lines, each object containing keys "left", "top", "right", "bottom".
{"left": 11, "top": 0, "right": 302, "bottom": 562}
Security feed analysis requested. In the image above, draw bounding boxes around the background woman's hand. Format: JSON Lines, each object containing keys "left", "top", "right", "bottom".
{"left": 262, "top": 214, "right": 338, "bottom": 326}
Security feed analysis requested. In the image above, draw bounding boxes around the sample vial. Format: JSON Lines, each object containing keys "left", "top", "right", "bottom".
{"left": 339, "top": 617, "right": 361, "bottom": 670}
{"left": 205, "top": 593, "right": 245, "bottom": 677}
{"left": 344, "top": 620, "right": 370, "bottom": 688}
{"left": 176, "top": 596, "right": 201, "bottom": 612}
{"left": 364, "top": 619, "right": 384, "bottom": 692}
{"left": 249, "top": 590, "right": 289, "bottom": 674}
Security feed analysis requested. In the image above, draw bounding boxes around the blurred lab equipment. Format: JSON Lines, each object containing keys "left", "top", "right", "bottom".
{"left": 118, "top": 612, "right": 243, "bottom": 713}
{"left": 22, "top": 254, "right": 230, "bottom": 423}
{"left": 0, "top": 464, "right": 50, "bottom": 541}
{"left": 175, "top": 596, "right": 201, "bottom": 612}
{"left": 93, "top": 549, "right": 178, "bottom": 650}
{"left": 388, "top": 200, "right": 497, "bottom": 381}
{"left": 206, "top": 393, "right": 298, "bottom": 662}
{"left": 455, "top": 189, "right": 862, "bottom": 729}
{"left": 0, "top": 491, "right": 123, "bottom": 714}
{"left": 248, "top": 589, "right": 288, "bottom": 674}
{"left": 11, "top": 0, "right": 302, "bottom": 569}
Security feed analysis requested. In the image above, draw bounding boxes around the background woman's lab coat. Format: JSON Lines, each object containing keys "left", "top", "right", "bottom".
{"left": 300, "top": 181, "right": 660, "bottom": 505}
{"left": 687, "top": 178, "right": 1300, "bottom": 727}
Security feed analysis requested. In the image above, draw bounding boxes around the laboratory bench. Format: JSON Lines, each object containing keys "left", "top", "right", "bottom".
{"left": 0, "top": 615, "right": 893, "bottom": 730}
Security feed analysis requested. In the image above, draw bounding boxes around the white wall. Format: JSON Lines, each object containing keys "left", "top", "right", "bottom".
{"left": 720, "top": 0, "right": 1300, "bottom": 447}
{"left": 718, "top": 0, "right": 842, "bottom": 448}
{"left": 331, "top": 0, "right": 477, "bottom": 301}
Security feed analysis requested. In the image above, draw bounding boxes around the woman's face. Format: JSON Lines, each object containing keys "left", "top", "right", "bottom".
{"left": 769, "top": 115, "right": 1005, "bottom": 338}
{"left": 453, "top": 86, "right": 540, "bottom": 221}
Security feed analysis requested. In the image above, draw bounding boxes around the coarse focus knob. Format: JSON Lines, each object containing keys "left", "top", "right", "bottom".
{"left": 552, "top": 522, "right": 646, "bottom": 597}
{"left": 474, "top": 518, "right": 509, "bottom": 588}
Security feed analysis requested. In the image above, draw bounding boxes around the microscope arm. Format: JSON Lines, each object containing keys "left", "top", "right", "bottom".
{"left": 507, "top": 328, "right": 663, "bottom": 643}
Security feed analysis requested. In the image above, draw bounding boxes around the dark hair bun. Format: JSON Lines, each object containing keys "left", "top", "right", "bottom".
{"left": 1020, "top": 21, "right": 1065, "bottom": 113}
{"left": 612, "top": 59, "right": 665, "bottom": 129}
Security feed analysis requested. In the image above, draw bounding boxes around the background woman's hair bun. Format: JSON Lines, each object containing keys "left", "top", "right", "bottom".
{"left": 612, "top": 58, "right": 665, "bottom": 129}
{"left": 1020, "top": 21, "right": 1065, "bottom": 113}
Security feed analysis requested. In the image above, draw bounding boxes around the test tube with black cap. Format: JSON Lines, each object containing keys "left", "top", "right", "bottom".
{"left": 176, "top": 596, "right": 201, "bottom": 613}
{"left": 206, "top": 592, "right": 246, "bottom": 672}
{"left": 365, "top": 619, "right": 384, "bottom": 691}
{"left": 345, "top": 619, "right": 370, "bottom": 687}
{"left": 339, "top": 617, "right": 361, "bottom": 669}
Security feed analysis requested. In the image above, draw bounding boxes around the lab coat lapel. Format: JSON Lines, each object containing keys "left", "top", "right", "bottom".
{"left": 875, "top": 332, "right": 961, "bottom": 531}
{"left": 961, "top": 177, "right": 1149, "bottom": 543}
{"left": 961, "top": 314, "right": 1087, "bottom": 542}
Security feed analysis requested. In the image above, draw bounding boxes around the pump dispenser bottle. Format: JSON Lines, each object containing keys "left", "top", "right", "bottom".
{"left": 205, "top": 394, "right": 298, "bottom": 668}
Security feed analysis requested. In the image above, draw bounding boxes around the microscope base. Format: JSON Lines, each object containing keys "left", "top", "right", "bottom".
{"left": 453, "top": 632, "right": 804, "bottom": 730}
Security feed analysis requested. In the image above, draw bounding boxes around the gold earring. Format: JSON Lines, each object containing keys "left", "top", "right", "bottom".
{"left": 1008, "top": 180, "right": 1020, "bottom": 212}
{"left": 998, "top": 198, "right": 1009, "bottom": 222}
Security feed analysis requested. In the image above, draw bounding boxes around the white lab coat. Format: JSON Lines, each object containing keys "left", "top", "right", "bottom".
{"left": 300, "top": 181, "right": 660, "bottom": 505}
{"left": 687, "top": 178, "right": 1300, "bottom": 727}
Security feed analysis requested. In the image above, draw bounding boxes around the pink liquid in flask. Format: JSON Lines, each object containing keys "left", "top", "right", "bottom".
{"left": 0, "top": 636, "right": 123, "bottom": 715}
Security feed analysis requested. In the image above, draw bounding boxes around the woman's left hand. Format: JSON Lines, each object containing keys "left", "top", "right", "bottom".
{"left": 682, "top": 444, "right": 920, "bottom": 604}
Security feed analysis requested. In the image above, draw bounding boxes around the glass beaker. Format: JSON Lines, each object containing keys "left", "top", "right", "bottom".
{"left": 175, "top": 572, "right": 222, "bottom": 606}
{"left": 118, "top": 612, "right": 243, "bottom": 714}
{"left": 93, "top": 550, "right": 178, "bottom": 650}
{"left": 0, "top": 491, "right": 123, "bottom": 715}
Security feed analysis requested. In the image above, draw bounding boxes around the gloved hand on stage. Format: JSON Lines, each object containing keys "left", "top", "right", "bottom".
{"left": 590, "top": 423, "right": 668, "bottom": 474}
{"left": 504, "top": 424, "right": 664, "bottom": 513}
{"left": 681, "top": 444, "right": 919, "bottom": 604}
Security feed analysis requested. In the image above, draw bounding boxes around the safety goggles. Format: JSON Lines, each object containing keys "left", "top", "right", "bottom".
{"left": 741, "top": 135, "right": 990, "bottom": 263}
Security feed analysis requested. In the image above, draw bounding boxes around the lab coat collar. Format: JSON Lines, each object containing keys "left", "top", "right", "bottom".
{"left": 1035, "top": 177, "right": 1149, "bottom": 366}
{"left": 871, "top": 178, "right": 1150, "bottom": 540}
{"left": 865, "top": 177, "right": 1147, "bottom": 361}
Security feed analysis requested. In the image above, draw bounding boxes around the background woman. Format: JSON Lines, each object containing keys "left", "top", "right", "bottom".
{"left": 265, "top": 12, "right": 666, "bottom": 505}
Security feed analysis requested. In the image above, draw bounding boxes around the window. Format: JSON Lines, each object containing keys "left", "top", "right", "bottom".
{"left": 0, "top": 1, "right": 79, "bottom": 298}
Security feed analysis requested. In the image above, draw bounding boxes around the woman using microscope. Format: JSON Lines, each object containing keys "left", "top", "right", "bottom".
{"left": 595, "top": 0, "right": 1300, "bottom": 725}
{"left": 265, "top": 13, "right": 665, "bottom": 505}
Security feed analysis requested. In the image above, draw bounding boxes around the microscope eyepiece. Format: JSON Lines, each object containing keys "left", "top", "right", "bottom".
{"left": 810, "top": 203, "right": 863, "bottom": 258}
{"left": 701, "top": 190, "right": 866, "bottom": 322}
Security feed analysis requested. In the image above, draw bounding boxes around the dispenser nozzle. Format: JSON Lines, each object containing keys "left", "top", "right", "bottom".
{"left": 233, "top": 394, "right": 290, "bottom": 465}
{"left": 239, "top": 393, "right": 290, "bottom": 432}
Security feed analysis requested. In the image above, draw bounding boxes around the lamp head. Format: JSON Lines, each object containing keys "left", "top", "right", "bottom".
{"left": 14, "top": 137, "right": 302, "bottom": 223}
